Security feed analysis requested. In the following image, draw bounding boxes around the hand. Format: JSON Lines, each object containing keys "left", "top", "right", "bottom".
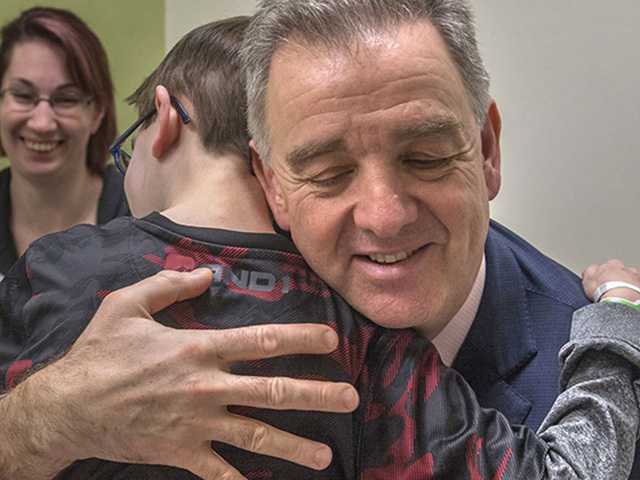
{"left": 27, "top": 269, "right": 358, "bottom": 480}
{"left": 582, "top": 259, "right": 640, "bottom": 302}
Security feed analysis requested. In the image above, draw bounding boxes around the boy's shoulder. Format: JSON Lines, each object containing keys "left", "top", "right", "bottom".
{"left": 20, "top": 217, "right": 142, "bottom": 294}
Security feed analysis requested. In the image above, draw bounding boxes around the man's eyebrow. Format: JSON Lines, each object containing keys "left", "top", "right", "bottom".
{"left": 393, "top": 118, "right": 464, "bottom": 141}
{"left": 286, "top": 137, "right": 346, "bottom": 174}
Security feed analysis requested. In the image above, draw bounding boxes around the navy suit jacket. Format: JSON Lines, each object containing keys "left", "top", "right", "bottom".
{"left": 453, "top": 220, "right": 640, "bottom": 478}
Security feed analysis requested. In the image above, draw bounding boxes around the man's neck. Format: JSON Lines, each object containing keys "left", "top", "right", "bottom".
{"left": 160, "top": 153, "right": 275, "bottom": 235}
{"left": 431, "top": 256, "right": 486, "bottom": 366}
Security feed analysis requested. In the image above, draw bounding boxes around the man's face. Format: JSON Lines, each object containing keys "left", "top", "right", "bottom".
{"left": 256, "top": 21, "right": 501, "bottom": 337}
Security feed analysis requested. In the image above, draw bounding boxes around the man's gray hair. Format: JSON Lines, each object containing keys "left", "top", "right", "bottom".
{"left": 242, "top": 0, "right": 491, "bottom": 161}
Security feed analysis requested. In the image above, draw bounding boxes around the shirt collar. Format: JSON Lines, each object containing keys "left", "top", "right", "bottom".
{"left": 431, "top": 256, "right": 486, "bottom": 366}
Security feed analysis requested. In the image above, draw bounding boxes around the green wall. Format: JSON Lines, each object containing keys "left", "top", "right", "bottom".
{"left": 0, "top": 0, "right": 166, "bottom": 169}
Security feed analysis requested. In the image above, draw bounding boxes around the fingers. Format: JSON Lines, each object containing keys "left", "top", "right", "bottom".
{"left": 582, "top": 259, "right": 640, "bottom": 301}
{"left": 105, "top": 269, "right": 213, "bottom": 316}
{"left": 219, "top": 375, "right": 359, "bottom": 412}
{"left": 181, "top": 444, "right": 246, "bottom": 480}
{"left": 205, "top": 323, "right": 339, "bottom": 362}
{"left": 215, "top": 414, "right": 333, "bottom": 471}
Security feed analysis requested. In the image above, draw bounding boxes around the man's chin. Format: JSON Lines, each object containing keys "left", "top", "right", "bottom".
{"left": 348, "top": 295, "right": 433, "bottom": 332}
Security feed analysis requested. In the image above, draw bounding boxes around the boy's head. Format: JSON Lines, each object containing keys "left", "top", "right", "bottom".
{"left": 122, "top": 16, "right": 250, "bottom": 216}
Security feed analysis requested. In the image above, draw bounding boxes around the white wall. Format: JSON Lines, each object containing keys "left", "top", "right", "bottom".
{"left": 165, "top": 0, "right": 258, "bottom": 50}
{"left": 165, "top": 1, "right": 640, "bottom": 273}
{"left": 472, "top": 0, "right": 640, "bottom": 272}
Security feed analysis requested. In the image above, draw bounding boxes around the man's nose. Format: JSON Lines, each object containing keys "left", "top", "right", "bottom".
{"left": 26, "top": 100, "right": 58, "bottom": 133}
{"left": 353, "top": 170, "right": 418, "bottom": 239}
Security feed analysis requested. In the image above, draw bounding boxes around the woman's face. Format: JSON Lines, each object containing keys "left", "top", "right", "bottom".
{"left": 0, "top": 40, "right": 103, "bottom": 179}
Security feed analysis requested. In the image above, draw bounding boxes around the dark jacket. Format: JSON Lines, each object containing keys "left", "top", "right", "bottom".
{"left": 0, "top": 165, "right": 129, "bottom": 277}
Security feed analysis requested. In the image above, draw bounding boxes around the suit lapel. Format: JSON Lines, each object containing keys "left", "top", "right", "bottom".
{"left": 452, "top": 224, "right": 537, "bottom": 424}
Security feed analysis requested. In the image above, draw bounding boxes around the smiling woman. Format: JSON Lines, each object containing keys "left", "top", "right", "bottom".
{"left": 0, "top": 7, "right": 129, "bottom": 278}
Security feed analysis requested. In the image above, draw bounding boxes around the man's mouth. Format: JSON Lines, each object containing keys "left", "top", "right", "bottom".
{"left": 367, "top": 248, "right": 419, "bottom": 265}
{"left": 23, "top": 139, "right": 61, "bottom": 153}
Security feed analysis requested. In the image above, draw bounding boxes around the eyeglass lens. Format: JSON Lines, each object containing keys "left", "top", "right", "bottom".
{"left": 1, "top": 87, "right": 89, "bottom": 115}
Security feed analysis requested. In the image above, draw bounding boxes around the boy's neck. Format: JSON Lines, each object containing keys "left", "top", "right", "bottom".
{"left": 159, "top": 153, "right": 275, "bottom": 235}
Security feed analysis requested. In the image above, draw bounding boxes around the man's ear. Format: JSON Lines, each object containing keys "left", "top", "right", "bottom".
{"left": 151, "top": 85, "right": 181, "bottom": 159}
{"left": 250, "top": 140, "right": 291, "bottom": 231}
{"left": 481, "top": 100, "right": 502, "bottom": 201}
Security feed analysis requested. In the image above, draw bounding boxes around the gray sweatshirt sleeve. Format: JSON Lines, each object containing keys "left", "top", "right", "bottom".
{"left": 536, "top": 302, "right": 640, "bottom": 479}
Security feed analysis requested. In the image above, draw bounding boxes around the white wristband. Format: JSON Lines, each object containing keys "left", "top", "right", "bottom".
{"left": 593, "top": 281, "right": 640, "bottom": 302}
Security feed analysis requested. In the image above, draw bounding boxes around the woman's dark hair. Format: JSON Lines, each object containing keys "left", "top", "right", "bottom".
{"left": 0, "top": 7, "right": 116, "bottom": 174}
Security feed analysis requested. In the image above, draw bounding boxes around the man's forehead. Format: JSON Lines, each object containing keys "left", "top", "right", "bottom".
{"left": 266, "top": 19, "right": 466, "bottom": 109}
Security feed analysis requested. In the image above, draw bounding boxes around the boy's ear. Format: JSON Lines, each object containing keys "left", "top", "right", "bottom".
{"left": 250, "top": 140, "right": 291, "bottom": 232}
{"left": 151, "top": 85, "right": 181, "bottom": 159}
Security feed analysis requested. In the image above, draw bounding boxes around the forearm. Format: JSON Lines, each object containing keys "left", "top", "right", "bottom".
{"left": 0, "top": 366, "right": 78, "bottom": 480}
{"left": 535, "top": 302, "right": 640, "bottom": 479}
{"left": 536, "top": 352, "right": 636, "bottom": 479}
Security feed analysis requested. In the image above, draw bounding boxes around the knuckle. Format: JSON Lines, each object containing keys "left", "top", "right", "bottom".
{"left": 255, "top": 325, "right": 281, "bottom": 356}
{"left": 266, "top": 377, "right": 287, "bottom": 407}
{"left": 178, "top": 337, "right": 211, "bottom": 362}
{"left": 182, "top": 373, "right": 209, "bottom": 397}
{"left": 102, "top": 288, "right": 130, "bottom": 309}
{"left": 247, "top": 424, "right": 270, "bottom": 453}
{"left": 213, "top": 468, "right": 236, "bottom": 480}
{"left": 318, "top": 383, "right": 333, "bottom": 408}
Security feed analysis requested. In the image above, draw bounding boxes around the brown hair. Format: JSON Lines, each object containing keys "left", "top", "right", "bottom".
{"left": 128, "top": 16, "right": 250, "bottom": 160}
{"left": 0, "top": 7, "right": 116, "bottom": 174}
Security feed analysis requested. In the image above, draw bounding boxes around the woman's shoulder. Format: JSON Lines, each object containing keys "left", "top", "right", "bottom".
{"left": 98, "top": 164, "right": 130, "bottom": 223}
{"left": 0, "top": 166, "right": 10, "bottom": 189}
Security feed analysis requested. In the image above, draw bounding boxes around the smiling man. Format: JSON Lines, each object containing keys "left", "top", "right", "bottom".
{"left": 252, "top": 19, "right": 496, "bottom": 339}
{"left": 244, "top": 0, "right": 640, "bottom": 475}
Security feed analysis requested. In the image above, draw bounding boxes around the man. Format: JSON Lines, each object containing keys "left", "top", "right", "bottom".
{"left": 2, "top": 10, "right": 640, "bottom": 480}
{"left": 243, "top": 0, "right": 640, "bottom": 475}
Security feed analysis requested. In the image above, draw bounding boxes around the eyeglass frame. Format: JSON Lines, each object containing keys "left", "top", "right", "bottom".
{"left": 0, "top": 87, "right": 93, "bottom": 116}
{"left": 109, "top": 95, "right": 192, "bottom": 176}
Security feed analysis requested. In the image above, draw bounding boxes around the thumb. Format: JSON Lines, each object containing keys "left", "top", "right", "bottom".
{"left": 108, "top": 268, "right": 213, "bottom": 316}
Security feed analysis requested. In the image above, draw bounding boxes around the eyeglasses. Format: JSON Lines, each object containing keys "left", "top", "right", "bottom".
{"left": 109, "top": 95, "right": 192, "bottom": 175}
{"left": 0, "top": 87, "right": 92, "bottom": 116}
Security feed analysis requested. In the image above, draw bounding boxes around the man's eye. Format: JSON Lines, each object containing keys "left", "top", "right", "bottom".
{"left": 308, "top": 169, "right": 353, "bottom": 189}
{"left": 406, "top": 157, "right": 453, "bottom": 169}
